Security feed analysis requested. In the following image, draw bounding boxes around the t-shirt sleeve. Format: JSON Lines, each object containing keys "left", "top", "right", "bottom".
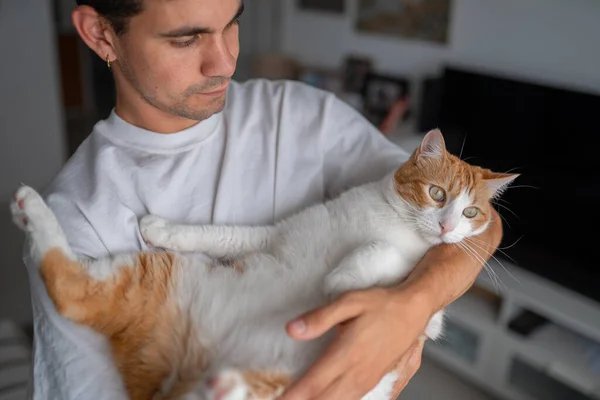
{"left": 322, "top": 94, "right": 411, "bottom": 198}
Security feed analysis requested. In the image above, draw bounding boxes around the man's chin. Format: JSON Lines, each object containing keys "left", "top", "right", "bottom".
{"left": 171, "top": 99, "right": 226, "bottom": 122}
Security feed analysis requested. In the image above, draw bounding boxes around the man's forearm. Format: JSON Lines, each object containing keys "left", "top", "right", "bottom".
{"left": 398, "top": 208, "right": 503, "bottom": 315}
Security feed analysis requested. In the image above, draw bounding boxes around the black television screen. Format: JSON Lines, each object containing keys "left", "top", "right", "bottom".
{"left": 433, "top": 66, "right": 600, "bottom": 304}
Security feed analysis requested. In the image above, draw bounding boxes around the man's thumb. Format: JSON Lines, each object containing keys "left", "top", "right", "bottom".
{"left": 286, "top": 294, "right": 363, "bottom": 340}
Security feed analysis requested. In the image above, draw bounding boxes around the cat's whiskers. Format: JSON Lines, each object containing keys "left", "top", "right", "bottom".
{"left": 497, "top": 235, "right": 524, "bottom": 251}
{"left": 455, "top": 241, "right": 502, "bottom": 292}
{"left": 506, "top": 185, "right": 540, "bottom": 190}
{"left": 463, "top": 237, "right": 522, "bottom": 288}
{"left": 459, "top": 134, "right": 468, "bottom": 160}
{"left": 491, "top": 200, "right": 519, "bottom": 221}
{"left": 467, "top": 235, "right": 521, "bottom": 261}
{"left": 460, "top": 241, "right": 505, "bottom": 292}
{"left": 491, "top": 204, "right": 512, "bottom": 228}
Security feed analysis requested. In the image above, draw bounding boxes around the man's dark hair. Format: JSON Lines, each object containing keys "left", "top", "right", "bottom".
{"left": 75, "top": 0, "right": 143, "bottom": 36}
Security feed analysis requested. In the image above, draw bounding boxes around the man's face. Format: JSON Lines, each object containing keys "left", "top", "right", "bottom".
{"left": 113, "top": 0, "right": 242, "bottom": 121}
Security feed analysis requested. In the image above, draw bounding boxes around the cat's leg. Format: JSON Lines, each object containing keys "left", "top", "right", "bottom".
{"left": 424, "top": 310, "right": 445, "bottom": 340}
{"left": 324, "top": 241, "right": 407, "bottom": 299}
{"left": 11, "top": 186, "right": 208, "bottom": 400}
{"left": 204, "top": 369, "right": 292, "bottom": 400}
{"left": 140, "top": 215, "right": 274, "bottom": 259}
{"left": 11, "top": 185, "right": 75, "bottom": 262}
{"left": 361, "top": 371, "right": 399, "bottom": 400}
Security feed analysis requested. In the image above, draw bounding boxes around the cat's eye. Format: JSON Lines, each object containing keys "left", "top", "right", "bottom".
{"left": 429, "top": 186, "right": 446, "bottom": 202}
{"left": 463, "top": 207, "right": 480, "bottom": 218}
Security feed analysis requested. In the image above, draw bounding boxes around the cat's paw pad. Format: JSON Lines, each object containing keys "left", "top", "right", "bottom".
{"left": 139, "top": 215, "right": 172, "bottom": 247}
{"left": 205, "top": 370, "right": 249, "bottom": 400}
{"left": 10, "top": 185, "right": 52, "bottom": 232}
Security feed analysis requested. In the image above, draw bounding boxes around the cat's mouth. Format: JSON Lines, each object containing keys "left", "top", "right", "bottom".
{"left": 420, "top": 226, "right": 463, "bottom": 245}
{"left": 440, "top": 233, "right": 463, "bottom": 244}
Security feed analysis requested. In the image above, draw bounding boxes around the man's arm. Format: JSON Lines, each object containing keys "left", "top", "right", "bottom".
{"left": 279, "top": 209, "right": 502, "bottom": 400}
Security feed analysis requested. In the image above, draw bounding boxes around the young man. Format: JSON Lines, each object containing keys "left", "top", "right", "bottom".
{"left": 22, "top": 0, "right": 502, "bottom": 399}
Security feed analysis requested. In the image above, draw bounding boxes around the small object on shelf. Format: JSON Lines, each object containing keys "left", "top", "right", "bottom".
{"left": 342, "top": 55, "right": 373, "bottom": 94}
{"left": 361, "top": 72, "right": 410, "bottom": 131}
{"left": 379, "top": 97, "right": 410, "bottom": 135}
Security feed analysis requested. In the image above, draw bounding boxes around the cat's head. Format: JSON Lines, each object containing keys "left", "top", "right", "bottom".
{"left": 393, "top": 129, "right": 518, "bottom": 245}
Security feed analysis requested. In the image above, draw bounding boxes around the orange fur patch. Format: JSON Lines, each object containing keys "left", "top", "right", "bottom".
{"left": 241, "top": 370, "right": 292, "bottom": 399}
{"left": 40, "top": 249, "right": 207, "bottom": 400}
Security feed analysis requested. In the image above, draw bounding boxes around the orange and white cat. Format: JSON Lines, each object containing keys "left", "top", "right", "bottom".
{"left": 11, "top": 130, "right": 517, "bottom": 400}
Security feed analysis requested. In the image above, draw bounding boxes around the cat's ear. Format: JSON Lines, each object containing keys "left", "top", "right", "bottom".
{"left": 484, "top": 172, "right": 519, "bottom": 198}
{"left": 416, "top": 129, "right": 446, "bottom": 159}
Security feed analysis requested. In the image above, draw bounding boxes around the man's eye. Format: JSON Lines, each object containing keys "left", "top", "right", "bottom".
{"left": 172, "top": 36, "right": 199, "bottom": 48}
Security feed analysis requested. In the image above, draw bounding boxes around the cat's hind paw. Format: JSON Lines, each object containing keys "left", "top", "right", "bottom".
{"left": 205, "top": 369, "right": 249, "bottom": 400}
{"left": 10, "top": 185, "right": 71, "bottom": 260}
{"left": 11, "top": 185, "right": 47, "bottom": 232}
{"left": 11, "top": 185, "right": 62, "bottom": 239}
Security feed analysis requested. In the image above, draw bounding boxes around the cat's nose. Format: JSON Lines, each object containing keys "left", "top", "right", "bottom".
{"left": 440, "top": 222, "right": 455, "bottom": 234}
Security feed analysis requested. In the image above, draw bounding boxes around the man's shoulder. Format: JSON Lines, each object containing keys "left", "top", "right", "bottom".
{"left": 42, "top": 134, "right": 109, "bottom": 215}
{"left": 227, "top": 78, "right": 358, "bottom": 134}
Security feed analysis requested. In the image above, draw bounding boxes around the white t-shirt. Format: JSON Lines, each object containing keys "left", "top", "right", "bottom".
{"left": 23, "top": 78, "right": 409, "bottom": 400}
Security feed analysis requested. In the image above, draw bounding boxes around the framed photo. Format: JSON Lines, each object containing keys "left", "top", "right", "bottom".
{"left": 342, "top": 55, "right": 373, "bottom": 93}
{"left": 357, "top": 0, "right": 452, "bottom": 45}
{"left": 361, "top": 72, "right": 411, "bottom": 130}
{"left": 298, "top": 0, "right": 346, "bottom": 14}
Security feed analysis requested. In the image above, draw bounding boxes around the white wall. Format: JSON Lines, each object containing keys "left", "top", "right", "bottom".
{"left": 281, "top": 0, "right": 600, "bottom": 98}
{"left": 0, "top": 0, "right": 67, "bottom": 324}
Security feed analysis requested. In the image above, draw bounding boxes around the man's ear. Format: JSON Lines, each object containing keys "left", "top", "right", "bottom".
{"left": 72, "top": 6, "right": 118, "bottom": 64}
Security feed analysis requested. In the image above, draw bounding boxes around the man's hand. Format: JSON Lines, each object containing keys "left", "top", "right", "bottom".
{"left": 390, "top": 336, "right": 425, "bottom": 398}
{"left": 278, "top": 287, "right": 433, "bottom": 400}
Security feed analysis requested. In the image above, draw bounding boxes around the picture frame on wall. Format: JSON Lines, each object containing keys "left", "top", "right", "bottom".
{"left": 356, "top": 0, "right": 452, "bottom": 45}
{"left": 297, "top": 0, "right": 346, "bottom": 14}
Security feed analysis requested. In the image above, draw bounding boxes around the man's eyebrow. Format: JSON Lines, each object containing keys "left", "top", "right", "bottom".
{"left": 229, "top": 2, "right": 245, "bottom": 26}
{"left": 158, "top": 3, "right": 244, "bottom": 38}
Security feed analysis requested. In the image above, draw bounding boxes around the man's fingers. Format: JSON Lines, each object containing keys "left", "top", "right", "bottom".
{"left": 278, "top": 342, "right": 348, "bottom": 400}
{"left": 310, "top": 372, "right": 365, "bottom": 400}
{"left": 286, "top": 292, "right": 365, "bottom": 340}
{"left": 391, "top": 336, "right": 425, "bottom": 397}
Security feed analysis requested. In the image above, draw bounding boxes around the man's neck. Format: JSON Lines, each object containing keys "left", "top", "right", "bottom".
{"left": 114, "top": 94, "right": 201, "bottom": 134}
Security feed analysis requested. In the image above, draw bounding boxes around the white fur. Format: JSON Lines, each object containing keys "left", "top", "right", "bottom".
{"left": 14, "top": 167, "right": 496, "bottom": 400}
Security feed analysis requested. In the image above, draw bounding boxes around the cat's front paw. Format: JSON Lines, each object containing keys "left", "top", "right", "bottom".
{"left": 205, "top": 369, "right": 249, "bottom": 400}
{"left": 323, "top": 270, "right": 358, "bottom": 300}
{"left": 139, "top": 215, "right": 174, "bottom": 248}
